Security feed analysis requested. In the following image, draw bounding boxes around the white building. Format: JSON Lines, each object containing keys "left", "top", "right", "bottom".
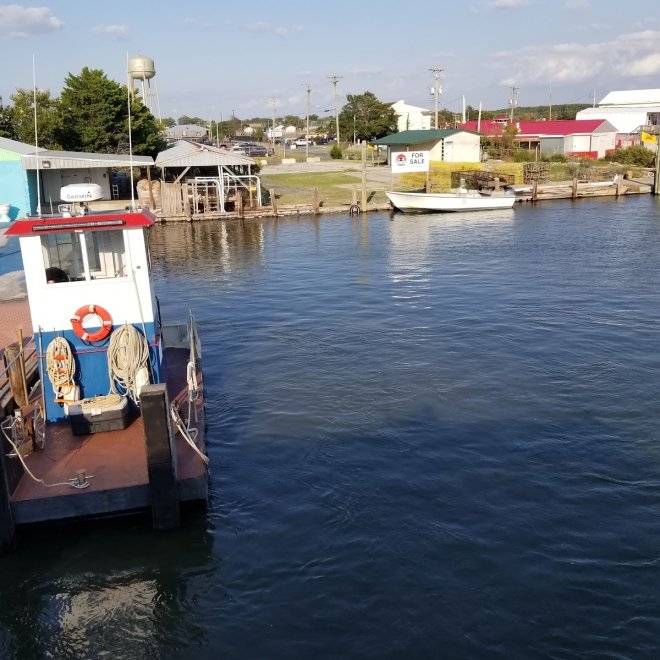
{"left": 576, "top": 89, "right": 660, "bottom": 134}
{"left": 391, "top": 100, "right": 432, "bottom": 132}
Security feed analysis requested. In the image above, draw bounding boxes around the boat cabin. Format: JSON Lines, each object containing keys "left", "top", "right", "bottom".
{"left": 5, "top": 185, "right": 163, "bottom": 423}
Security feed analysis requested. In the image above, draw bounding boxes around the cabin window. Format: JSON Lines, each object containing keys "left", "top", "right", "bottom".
{"left": 85, "top": 230, "right": 127, "bottom": 279}
{"left": 42, "top": 232, "right": 85, "bottom": 282}
{"left": 41, "top": 230, "right": 127, "bottom": 283}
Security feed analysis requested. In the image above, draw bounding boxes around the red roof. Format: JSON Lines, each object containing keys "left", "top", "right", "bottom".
{"left": 5, "top": 208, "right": 156, "bottom": 236}
{"left": 460, "top": 119, "right": 611, "bottom": 137}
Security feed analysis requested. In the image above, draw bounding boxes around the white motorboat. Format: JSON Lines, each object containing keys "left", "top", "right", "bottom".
{"left": 386, "top": 188, "right": 517, "bottom": 213}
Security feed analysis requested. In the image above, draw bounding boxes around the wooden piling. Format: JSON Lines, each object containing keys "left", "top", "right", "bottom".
{"left": 313, "top": 187, "right": 320, "bottom": 214}
{"left": 572, "top": 177, "right": 578, "bottom": 199}
{"left": 270, "top": 188, "right": 278, "bottom": 217}
{"left": 141, "top": 383, "right": 180, "bottom": 530}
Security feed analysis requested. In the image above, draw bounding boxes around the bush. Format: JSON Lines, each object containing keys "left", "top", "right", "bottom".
{"left": 330, "top": 144, "right": 342, "bottom": 160}
{"left": 604, "top": 145, "right": 655, "bottom": 167}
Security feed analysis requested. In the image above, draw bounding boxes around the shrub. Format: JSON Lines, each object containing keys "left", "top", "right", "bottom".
{"left": 604, "top": 145, "right": 655, "bottom": 167}
{"left": 330, "top": 144, "right": 342, "bottom": 160}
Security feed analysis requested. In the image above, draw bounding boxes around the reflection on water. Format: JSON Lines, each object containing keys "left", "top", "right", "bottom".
{"left": 0, "top": 516, "right": 215, "bottom": 659}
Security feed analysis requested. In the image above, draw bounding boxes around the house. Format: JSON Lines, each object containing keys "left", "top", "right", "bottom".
{"left": 460, "top": 119, "right": 617, "bottom": 159}
{"left": 390, "top": 100, "right": 432, "bottom": 132}
{"left": 576, "top": 89, "right": 660, "bottom": 138}
{"left": 164, "top": 124, "right": 209, "bottom": 144}
{"left": 374, "top": 129, "right": 481, "bottom": 163}
{"left": 0, "top": 136, "right": 153, "bottom": 220}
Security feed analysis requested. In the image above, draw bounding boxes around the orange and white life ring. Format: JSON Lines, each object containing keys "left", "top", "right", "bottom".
{"left": 71, "top": 304, "right": 113, "bottom": 342}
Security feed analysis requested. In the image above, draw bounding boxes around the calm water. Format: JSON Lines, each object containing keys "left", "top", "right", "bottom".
{"left": 3, "top": 196, "right": 660, "bottom": 658}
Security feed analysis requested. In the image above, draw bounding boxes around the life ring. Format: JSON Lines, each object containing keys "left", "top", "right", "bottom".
{"left": 71, "top": 304, "right": 113, "bottom": 343}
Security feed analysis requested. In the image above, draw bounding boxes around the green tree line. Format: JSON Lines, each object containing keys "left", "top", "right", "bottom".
{"left": 0, "top": 67, "right": 165, "bottom": 157}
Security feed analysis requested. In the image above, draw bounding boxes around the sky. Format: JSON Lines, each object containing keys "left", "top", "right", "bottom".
{"left": 1, "top": 0, "right": 660, "bottom": 123}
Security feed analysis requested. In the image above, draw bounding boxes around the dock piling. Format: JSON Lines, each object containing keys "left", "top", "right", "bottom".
{"left": 141, "top": 383, "right": 180, "bottom": 530}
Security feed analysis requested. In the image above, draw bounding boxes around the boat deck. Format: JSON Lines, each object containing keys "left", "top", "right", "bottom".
{"left": 9, "top": 347, "right": 207, "bottom": 524}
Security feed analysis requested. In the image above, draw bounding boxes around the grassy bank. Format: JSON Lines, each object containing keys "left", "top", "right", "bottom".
{"left": 259, "top": 171, "right": 390, "bottom": 208}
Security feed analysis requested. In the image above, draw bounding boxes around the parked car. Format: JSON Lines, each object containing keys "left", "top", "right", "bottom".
{"left": 295, "top": 137, "right": 309, "bottom": 146}
{"left": 244, "top": 145, "right": 268, "bottom": 157}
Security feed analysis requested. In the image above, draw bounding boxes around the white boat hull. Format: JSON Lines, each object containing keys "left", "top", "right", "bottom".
{"left": 386, "top": 190, "right": 516, "bottom": 213}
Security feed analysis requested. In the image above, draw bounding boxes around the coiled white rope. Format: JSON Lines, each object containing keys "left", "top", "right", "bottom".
{"left": 107, "top": 323, "right": 150, "bottom": 404}
{"left": 45, "top": 336, "right": 76, "bottom": 401}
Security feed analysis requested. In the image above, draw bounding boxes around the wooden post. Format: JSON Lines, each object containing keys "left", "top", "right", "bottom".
{"left": 361, "top": 141, "right": 368, "bottom": 211}
{"left": 0, "top": 437, "right": 15, "bottom": 553}
{"left": 146, "top": 167, "right": 156, "bottom": 209}
{"left": 313, "top": 187, "right": 320, "bottom": 214}
{"left": 532, "top": 179, "right": 538, "bottom": 202}
{"left": 270, "top": 188, "right": 278, "bottom": 217}
{"left": 141, "top": 383, "right": 180, "bottom": 530}
{"left": 4, "top": 343, "right": 28, "bottom": 409}
{"left": 654, "top": 144, "right": 660, "bottom": 196}
{"left": 572, "top": 176, "right": 578, "bottom": 199}
{"left": 352, "top": 187, "right": 358, "bottom": 206}
{"left": 616, "top": 174, "right": 623, "bottom": 197}
{"left": 237, "top": 191, "right": 244, "bottom": 219}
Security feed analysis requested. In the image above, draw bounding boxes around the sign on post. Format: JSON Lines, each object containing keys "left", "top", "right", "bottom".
{"left": 391, "top": 151, "right": 430, "bottom": 173}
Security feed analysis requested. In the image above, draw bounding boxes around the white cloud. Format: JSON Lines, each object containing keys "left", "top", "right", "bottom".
{"left": 93, "top": 24, "right": 128, "bottom": 39}
{"left": 564, "top": 0, "right": 590, "bottom": 8}
{"left": 486, "top": 0, "right": 529, "bottom": 9}
{"left": 0, "top": 4, "right": 64, "bottom": 38}
{"left": 493, "top": 29, "right": 660, "bottom": 86}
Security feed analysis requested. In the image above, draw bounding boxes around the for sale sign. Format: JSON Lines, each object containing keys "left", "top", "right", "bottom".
{"left": 391, "top": 151, "right": 429, "bottom": 173}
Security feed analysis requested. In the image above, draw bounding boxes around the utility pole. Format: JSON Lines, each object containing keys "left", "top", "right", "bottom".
{"left": 430, "top": 67, "right": 443, "bottom": 129}
{"left": 328, "top": 75, "right": 342, "bottom": 143}
{"left": 270, "top": 97, "right": 277, "bottom": 153}
{"left": 306, "top": 83, "right": 311, "bottom": 159}
{"left": 509, "top": 86, "right": 518, "bottom": 123}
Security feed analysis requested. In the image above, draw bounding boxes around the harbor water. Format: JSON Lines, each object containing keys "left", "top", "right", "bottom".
{"left": 3, "top": 196, "right": 660, "bottom": 658}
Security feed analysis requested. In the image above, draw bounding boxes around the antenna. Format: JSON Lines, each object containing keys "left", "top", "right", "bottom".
{"left": 509, "top": 85, "right": 519, "bottom": 122}
{"left": 32, "top": 54, "right": 42, "bottom": 216}
{"left": 126, "top": 53, "right": 135, "bottom": 209}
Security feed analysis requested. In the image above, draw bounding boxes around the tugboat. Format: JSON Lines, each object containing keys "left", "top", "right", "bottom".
{"left": 0, "top": 184, "right": 208, "bottom": 551}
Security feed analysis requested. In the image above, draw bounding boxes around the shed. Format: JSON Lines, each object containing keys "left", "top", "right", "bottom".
{"left": 0, "top": 137, "right": 153, "bottom": 219}
{"left": 374, "top": 129, "right": 481, "bottom": 163}
{"left": 154, "top": 140, "right": 262, "bottom": 217}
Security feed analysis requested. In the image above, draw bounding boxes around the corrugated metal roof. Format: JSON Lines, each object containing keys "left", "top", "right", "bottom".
{"left": 1, "top": 137, "right": 154, "bottom": 168}
{"left": 0, "top": 136, "right": 45, "bottom": 155}
{"left": 460, "top": 119, "right": 614, "bottom": 137}
{"left": 373, "top": 129, "right": 470, "bottom": 145}
{"left": 155, "top": 140, "right": 255, "bottom": 167}
{"left": 22, "top": 150, "right": 153, "bottom": 169}
{"left": 599, "top": 89, "right": 660, "bottom": 106}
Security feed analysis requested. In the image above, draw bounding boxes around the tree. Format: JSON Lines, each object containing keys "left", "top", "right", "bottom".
{"left": 178, "top": 115, "right": 207, "bottom": 126}
{"left": 59, "top": 67, "right": 164, "bottom": 156}
{"left": 10, "top": 88, "right": 63, "bottom": 148}
{"left": 338, "top": 92, "right": 397, "bottom": 142}
{"left": 59, "top": 68, "right": 127, "bottom": 152}
{"left": 0, "top": 103, "right": 15, "bottom": 139}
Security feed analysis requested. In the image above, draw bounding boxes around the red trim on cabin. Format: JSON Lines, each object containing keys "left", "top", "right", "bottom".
{"left": 5, "top": 209, "right": 156, "bottom": 236}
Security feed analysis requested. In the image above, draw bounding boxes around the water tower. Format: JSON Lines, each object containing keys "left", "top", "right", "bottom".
{"left": 128, "top": 55, "right": 159, "bottom": 118}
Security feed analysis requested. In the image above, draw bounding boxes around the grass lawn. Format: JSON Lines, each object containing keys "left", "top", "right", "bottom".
{"left": 259, "top": 171, "right": 390, "bottom": 207}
